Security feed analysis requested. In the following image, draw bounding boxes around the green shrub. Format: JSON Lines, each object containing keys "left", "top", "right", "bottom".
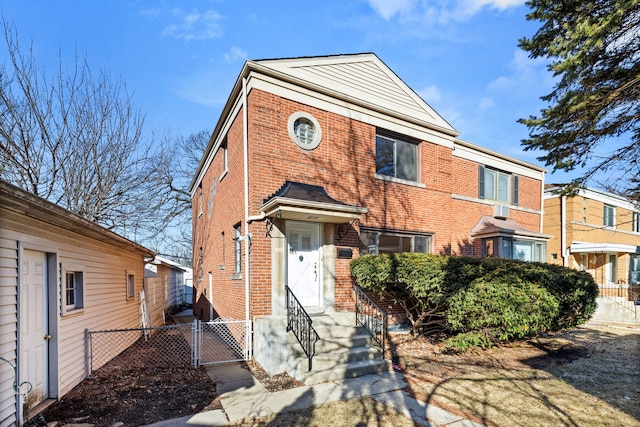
{"left": 350, "top": 253, "right": 598, "bottom": 350}
{"left": 444, "top": 278, "right": 559, "bottom": 349}
{"left": 350, "top": 253, "right": 449, "bottom": 335}
{"left": 444, "top": 331, "right": 492, "bottom": 351}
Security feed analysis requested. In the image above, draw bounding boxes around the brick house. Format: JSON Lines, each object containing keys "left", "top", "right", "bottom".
{"left": 544, "top": 185, "right": 640, "bottom": 323}
{"left": 190, "top": 53, "right": 548, "bottom": 380}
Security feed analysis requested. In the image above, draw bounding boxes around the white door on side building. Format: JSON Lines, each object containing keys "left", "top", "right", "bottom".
{"left": 20, "top": 249, "right": 49, "bottom": 409}
{"left": 286, "top": 222, "right": 321, "bottom": 307}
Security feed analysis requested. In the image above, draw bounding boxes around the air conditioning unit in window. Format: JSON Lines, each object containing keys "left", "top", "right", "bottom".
{"left": 494, "top": 204, "right": 510, "bottom": 219}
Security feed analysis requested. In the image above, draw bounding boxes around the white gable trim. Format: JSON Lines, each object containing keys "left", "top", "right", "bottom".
{"left": 453, "top": 139, "right": 546, "bottom": 180}
{"left": 247, "top": 72, "right": 456, "bottom": 149}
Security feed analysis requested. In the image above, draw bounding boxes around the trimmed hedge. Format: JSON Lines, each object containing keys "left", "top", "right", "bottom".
{"left": 350, "top": 254, "right": 598, "bottom": 350}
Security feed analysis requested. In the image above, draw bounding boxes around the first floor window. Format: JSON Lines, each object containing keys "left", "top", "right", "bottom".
{"left": 126, "top": 272, "right": 135, "bottom": 299}
{"left": 629, "top": 255, "right": 640, "bottom": 284}
{"left": 234, "top": 223, "right": 242, "bottom": 274}
{"left": 482, "top": 237, "right": 545, "bottom": 262}
{"left": 580, "top": 254, "right": 588, "bottom": 271}
{"left": 359, "top": 228, "right": 431, "bottom": 255}
{"left": 375, "top": 133, "right": 418, "bottom": 182}
{"left": 607, "top": 254, "right": 617, "bottom": 283}
{"left": 64, "top": 271, "right": 84, "bottom": 311}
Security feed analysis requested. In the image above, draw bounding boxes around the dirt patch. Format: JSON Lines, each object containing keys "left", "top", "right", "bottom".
{"left": 244, "top": 359, "right": 305, "bottom": 392}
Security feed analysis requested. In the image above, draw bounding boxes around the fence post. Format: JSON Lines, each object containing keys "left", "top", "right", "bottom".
{"left": 244, "top": 321, "right": 252, "bottom": 361}
{"left": 84, "top": 328, "right": 92, "bottom": 378}
{"left": 192, "top": 319, "right": 200, "bottom": 367}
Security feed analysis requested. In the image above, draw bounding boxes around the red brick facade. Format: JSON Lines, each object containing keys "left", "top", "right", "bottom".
{"left": 192, "top": 57, "right": 546, "bottom": 323}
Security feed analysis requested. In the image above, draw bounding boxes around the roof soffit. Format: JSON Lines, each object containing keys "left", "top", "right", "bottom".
{"left": 0, "top": 181, "right": 155, "bottom": 257}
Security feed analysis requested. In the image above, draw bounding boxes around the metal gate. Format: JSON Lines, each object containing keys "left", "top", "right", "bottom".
{"left": 85, "top": 319, "right": 251, "bottom": 374}
{"left": 197, "top": 319, "right": 252, "bottom": 366}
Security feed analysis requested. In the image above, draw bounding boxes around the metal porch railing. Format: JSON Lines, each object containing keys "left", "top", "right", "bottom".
{"left": 285, "top": 285, "right": 319, "bottom": 371}
{"left": 354, "top": 285, "right": 387, "bottom": 352}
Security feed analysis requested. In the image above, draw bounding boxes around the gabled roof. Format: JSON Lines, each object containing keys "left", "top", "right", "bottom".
{"left": 254, "top": 54, "right": 456, "bottom": 134}
{"left": 191, "top": 53, "right": 459, "bottom": 193}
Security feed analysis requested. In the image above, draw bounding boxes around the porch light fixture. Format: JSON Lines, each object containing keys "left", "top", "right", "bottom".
{"left": 307, "top": 215, "right": 319, "bottom": 219}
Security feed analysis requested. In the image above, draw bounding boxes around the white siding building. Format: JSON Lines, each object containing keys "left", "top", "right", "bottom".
{"left": 0, "top": 180, "right": 154, "bottom": 426}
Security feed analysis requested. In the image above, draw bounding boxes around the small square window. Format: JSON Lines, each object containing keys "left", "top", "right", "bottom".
{"left": 63, "top": 270, "right": 84, "bottom": 312}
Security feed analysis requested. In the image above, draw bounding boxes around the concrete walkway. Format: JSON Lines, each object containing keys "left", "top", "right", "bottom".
{"left": 143, "top": 362, "right": 486, "bottom": 427}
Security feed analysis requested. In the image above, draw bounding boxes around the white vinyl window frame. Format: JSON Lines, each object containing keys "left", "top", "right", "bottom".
{"left": 232, "top": 223, "right": 242, "bottom": 279}
{"left": 288, "top": 112, "right": 322, "bottom": 150}
{"left": 375, "top": 133, "right": 419, "bottom": 183}
{"left": 126, "top": 271, "right": 135, "bottom": 300}
{"left": 603, "top": 204, "right": 615, "bottom": 227}
{"left": 479, "top": 165, "right": 518, "bottom": 205}
{"left": 61, "top": 264, "right": 84, "bottom": 314}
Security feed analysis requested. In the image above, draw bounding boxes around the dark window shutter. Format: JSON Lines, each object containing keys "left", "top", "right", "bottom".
{"left": 513, "top": 175, "right": 519, "bottom": 206}
{"left": 478, "top": 165, "right": 485, "bottom": 199}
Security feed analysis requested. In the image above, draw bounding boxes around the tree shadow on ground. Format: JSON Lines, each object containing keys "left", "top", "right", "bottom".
{"left": 406, "top": 324, "right": 640, "bottom": 427}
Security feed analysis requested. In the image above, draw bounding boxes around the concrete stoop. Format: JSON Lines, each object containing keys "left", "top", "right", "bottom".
{"left": 287, "top": 312, "right": 390, "bottom": 385}
{"left": 593, "top": 297, "right": 639, "bottom": 324}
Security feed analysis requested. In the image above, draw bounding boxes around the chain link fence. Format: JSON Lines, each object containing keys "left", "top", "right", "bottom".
{"left": 199, "top": 319, "right": 250, "bottom": 365}
{"left": 85, "top": 319, "right": 251, "bottom": 377}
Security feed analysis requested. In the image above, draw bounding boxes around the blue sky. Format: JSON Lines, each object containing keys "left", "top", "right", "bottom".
{"left": 2, "top": 0, "right": 576, "bottom": 183}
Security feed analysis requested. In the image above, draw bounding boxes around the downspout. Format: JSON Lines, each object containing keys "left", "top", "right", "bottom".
{"left": 561, "top": 195, "right": 568, "bottom": 267}
{"left": 242, "top": 76, "right": 250, "bottom": 332}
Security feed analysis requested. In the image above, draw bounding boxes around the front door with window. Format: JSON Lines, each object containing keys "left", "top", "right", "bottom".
{"left": 286, "top": 222, "right": 321, "bottom": 307}
{"left": 20, "top": 250, "right": 49, "bottom": 409}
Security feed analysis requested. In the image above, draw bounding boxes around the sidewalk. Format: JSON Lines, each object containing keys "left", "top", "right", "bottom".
{"left": 143, "top": 361, "right": 486, "bottom": 427}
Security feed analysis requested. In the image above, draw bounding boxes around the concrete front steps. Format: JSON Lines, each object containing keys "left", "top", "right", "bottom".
{"left": 592, "top": 296, "right": 639, "bottom": 324}
{"left": 287, "top": 312, "right": 390, "bottom": 385}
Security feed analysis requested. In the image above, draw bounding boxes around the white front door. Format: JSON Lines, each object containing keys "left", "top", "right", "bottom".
{"left": 286, "top": 222, "right": 321, "bottom": 307}
{"left": 20, "top": 250, "right": 49, "bottom": 409}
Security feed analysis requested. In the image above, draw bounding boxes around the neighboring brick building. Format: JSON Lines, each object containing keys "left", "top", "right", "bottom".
{"left": 190, "top": 53, "right": 548, "bottom": 373}
{"left": 544, "top": 185, "right": 640, "bottom": 322}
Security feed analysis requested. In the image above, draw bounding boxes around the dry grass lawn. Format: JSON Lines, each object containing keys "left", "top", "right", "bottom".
{"left": 399, "top": 322, "right": 640, "bottom": 427}
{"left": 233, "top": 322, "right": 640, "bottom": 427}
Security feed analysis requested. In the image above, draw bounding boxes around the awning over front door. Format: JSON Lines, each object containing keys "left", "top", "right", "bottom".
{"left": 260, "top": 181, "right": 368, "bottom": 223}
{"left": 569, "top": 242, "right": 640, "bottom": 254}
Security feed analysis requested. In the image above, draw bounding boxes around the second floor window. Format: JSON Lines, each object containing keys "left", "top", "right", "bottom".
{"left": 633, "top": 212, "right": 640, "bottom": 232}
{"left": 603, "top": 204, "right": 615, "bottom": 227}
{"left": 375, "top": 133, "right": 418, "bottom": 182}
{"left": 478, "top": 165, "right": 518, "bottom": 205}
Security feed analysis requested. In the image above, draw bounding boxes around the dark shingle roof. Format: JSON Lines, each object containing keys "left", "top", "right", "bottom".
{"left": 263, "top": 181, "right": 348, "bottom": 206}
